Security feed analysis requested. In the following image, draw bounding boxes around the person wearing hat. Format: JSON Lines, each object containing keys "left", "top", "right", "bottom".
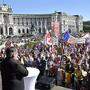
{"left": 1, "top": 47, "right": 28, "bottom": 90}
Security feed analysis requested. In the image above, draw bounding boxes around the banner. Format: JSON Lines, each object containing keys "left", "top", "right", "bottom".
{"left": 76, "top": 38, "right": 85, "bottom": 44}
{"left": 51, "top": 21, "right": 60, "bottom": 37}
{"left": 45, "top": 31, "right": 52, "bottom": 45}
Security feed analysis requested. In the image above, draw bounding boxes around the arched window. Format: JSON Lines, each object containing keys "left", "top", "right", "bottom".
{"left": 9, "top": 27, "right": 13, "bottom": 35}
{"left": 27, "top": 28, "right": 29, "bottom": 33}
{"left": 18, "top": 29, "right": 21, "bottom": 33}
{"left": 26, "top": 22, "right": 28, "bottom": 25}
{"left": 22, "top": 29, "right": 25, "bottom": 33}
{"left": 39, "top": 28, "right": 41, "bottom": 34}
{"left": 1, "top": 28, "right": 3, "bottom": 35}
{"left": 43, "top": 27, "right": 45, "bottom": 34}
{"left": 68, "top": 29, "right": 71, "bottom": 33}
{"left": 0, "top": 27, "right": 3, "bottom": 35}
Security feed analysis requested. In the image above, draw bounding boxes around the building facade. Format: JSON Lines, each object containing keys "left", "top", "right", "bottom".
{"left": 0, "top": 4, "right": 83, "bottom": 36}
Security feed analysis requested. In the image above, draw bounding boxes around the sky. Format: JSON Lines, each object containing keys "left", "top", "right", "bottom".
{"left": 0, "top": 0, "right": 90, "bottom": 21}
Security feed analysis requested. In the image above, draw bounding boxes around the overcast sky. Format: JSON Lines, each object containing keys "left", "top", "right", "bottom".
{"left": 0, "top": 0, "right": 90, "bottom": 21}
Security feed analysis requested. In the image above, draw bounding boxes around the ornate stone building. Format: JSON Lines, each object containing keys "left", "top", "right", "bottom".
{"left": 0, "top": 4, "right": 83, "bottom": 36}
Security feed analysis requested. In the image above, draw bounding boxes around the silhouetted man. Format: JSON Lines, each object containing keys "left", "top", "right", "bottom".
{"left": 1, "top": 47, "right": 28, "bottom": 90}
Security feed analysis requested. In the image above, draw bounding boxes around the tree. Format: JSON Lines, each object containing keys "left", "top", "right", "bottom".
{"left": 83, "top": 21, "right": 90, "bottom": 32}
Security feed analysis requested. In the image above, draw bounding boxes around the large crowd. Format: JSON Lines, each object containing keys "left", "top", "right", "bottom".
{"left": 0, "top": 36, "right": 90, "bottom": 90}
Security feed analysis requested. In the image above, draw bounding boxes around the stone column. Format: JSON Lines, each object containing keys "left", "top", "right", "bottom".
{"left": 1, "top": 14, "right": 5, "bottom": 35}
{"left": 36, "top": 21, "right": 39, "bottom": 33}
{"left": 24, "top": 18, "right": 27, "bottom": 26}
{"left": 45, "top": 19, "right": 47, "bottom": 30}
{"left": 16, "top": 18, "right": 18, "bottom": 25}
{"left": 3, "top": 24, "right": 6, "bottom": 36}
{"left": 20, "top": 18, "right": 22, "bottom": 26}
{"left": 7, "top": 26, "right": 10, "bottom": 35}
{"left": 40, "top": 20, "right": 43, "bottom": 33}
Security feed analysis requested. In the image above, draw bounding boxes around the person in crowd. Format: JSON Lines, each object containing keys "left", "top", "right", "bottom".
{"left": 65, "top": 59, "right": 71, "bottom": 88}
{"left": 1, "top": 47, "right": 28, "bottom": 90}
{"left": 87, "top": 64, "right": 90, "bottom": 90}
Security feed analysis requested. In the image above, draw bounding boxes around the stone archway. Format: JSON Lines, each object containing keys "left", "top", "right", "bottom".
{"left": 9, "top": 27, "right": 13, "bottom": 35}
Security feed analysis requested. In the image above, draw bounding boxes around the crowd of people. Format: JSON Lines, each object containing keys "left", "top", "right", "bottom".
{"left": 0, "top": 36, "right": 90, "bottom": 90}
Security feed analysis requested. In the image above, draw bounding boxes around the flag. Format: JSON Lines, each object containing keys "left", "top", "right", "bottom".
{"left": 63, "top": 31, "right": 70, "bottom": 42}
{"left": 63, "top": 31, "right": 76, "bottom": 44}
{"left": 45, "top": 31, "right": 52, "bottom": 45}
{"left": 67, "top": 35, "right": 76, "bottom": 44}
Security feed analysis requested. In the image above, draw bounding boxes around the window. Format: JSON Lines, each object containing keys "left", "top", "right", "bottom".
{"left": 0, "top": 27, "right": 3, "bottom": 35}
{"left": 39, "top": 28, "right": 41, "bottom": 33}
{"left": 63, "top": 20, "right": 65, "bottom": 25}
{"left": 22, "top": 18, "right": 24, "bottom": 25}
{"left": 38, "top": 21, "right": 41, "bottom": 26}
{"left": 35, "top": 20, "right": 37, "bottom": 26}
{"left": 13, "top": 18, "right": 15, "bottom": 24}
{"left": 26, "top": 18, "right": 29, "bottom": 25}
{"left": 18, "top": 18, "right": 20, "bottom": 25}
{"left": 42, "top": 21, "right": 44, "bottom": 26}
{"left": 27, "top": 28, "right": 29, "bottom": 33}
{"left": 26, "top": 22, "right": 28, "bottom": 25}
{"left": 9, "top": 27, "right": 13, "bottom": 35}
{"left": 18, "top": 29, "right": 21, "bottom": 33}
{"left": 5, "top": 25, "right": 8, "bottom": 34}
{"left": 22, "top": 29, "right": 25, "bottom": 33}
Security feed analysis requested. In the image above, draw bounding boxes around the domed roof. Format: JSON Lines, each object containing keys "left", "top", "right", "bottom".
{"left": 0, "top": 4, "right": 12, "bottom": 12}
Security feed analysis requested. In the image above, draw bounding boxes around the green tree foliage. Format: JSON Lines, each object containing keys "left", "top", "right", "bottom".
{"left": 83, "top": 21, "right": 90, "bottom": 32}
{"left": 83, "top": 21, "right": 90, "bottom": 25}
